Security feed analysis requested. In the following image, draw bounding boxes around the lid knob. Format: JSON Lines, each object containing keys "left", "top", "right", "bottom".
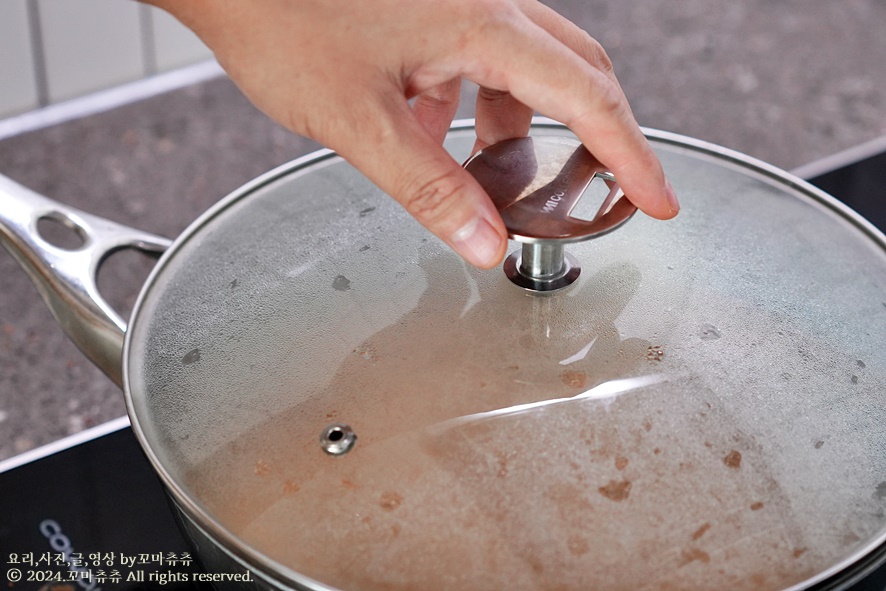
{"left": 464, "top": 136, "right": 637, "bottom": 292}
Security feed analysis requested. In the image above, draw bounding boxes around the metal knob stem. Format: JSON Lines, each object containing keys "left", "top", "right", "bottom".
{"left": 504, "top": 243, "right": 580, "bottom": 292}
{"left": 464, "top": 136, "right": 637, "bottom": 292}
{"left": 521, "top": 242, "right": 565, "bottom": 279}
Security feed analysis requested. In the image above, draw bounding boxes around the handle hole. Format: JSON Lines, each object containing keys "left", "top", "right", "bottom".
{"left": 96, "top": 248, "right": 161, "bottom": 323}
{"left": 37, "top": 214, "right": 86, "bottom": 250}
{"left": 568, "top": 176, "right": 621, "bottom": 222}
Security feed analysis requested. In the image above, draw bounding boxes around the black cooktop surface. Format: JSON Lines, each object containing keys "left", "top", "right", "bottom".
{"left": 1, "top": 423, "right": 210, "bottom": 591}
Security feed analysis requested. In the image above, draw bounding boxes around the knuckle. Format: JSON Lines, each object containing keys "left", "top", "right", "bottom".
{"left": 415, "top": 92, "right": 456, "bottom": 114}
{"left": 465, "top": 0, "right": 522, "bottom": 41}
{"left": 584, "top": 35, "right": 615, "bottom": 75}
{"left": 561, "top": 27, "right": 615, "bottom": 75}
{"left": 470, "top": 0, "right": 513, "bottom": 18}
{"left": 567, "top": 78, "right": 627, "bottom": 129}
{"left": 477, "top": 86, "right": 511, "bottom": 107}
{"left": 592, "top": 78, "right": 626, "bottom": 116}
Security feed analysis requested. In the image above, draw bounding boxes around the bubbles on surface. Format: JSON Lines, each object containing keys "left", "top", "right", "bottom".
{"left": 645, "top": 345, "right": 664, "bottom": 362}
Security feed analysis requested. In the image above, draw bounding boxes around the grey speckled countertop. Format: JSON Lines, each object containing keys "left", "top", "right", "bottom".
{"left": 2, "top": 0, "right": 886, "bottom": 461}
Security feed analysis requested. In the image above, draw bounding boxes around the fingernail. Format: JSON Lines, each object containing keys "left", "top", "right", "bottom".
{"left": 665, "top": 179, "right": 680, "bottom": 213}
{"left": 451, "top": 216, "right": 505, "bottom": 268}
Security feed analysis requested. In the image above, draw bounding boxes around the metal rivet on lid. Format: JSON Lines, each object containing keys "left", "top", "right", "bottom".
{"left": 320, "top": 423, "right": 357, "bottom": 456}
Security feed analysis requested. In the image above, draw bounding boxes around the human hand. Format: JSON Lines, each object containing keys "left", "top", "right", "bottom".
{"left": 144, "top": 0, "right": 679, "bottom": 269}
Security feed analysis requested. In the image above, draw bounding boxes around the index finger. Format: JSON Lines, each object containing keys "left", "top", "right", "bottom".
{"left": 462, "top": 11, "right": 678, "bottom": 220}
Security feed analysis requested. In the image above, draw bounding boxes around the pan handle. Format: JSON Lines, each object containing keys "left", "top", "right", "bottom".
{"left": 0, "top": 174, "right": 172, "bottom": 387}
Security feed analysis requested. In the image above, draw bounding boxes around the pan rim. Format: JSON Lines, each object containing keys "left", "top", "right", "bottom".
{"left": 121, "top": 118, "right": 886, "bottom": 591}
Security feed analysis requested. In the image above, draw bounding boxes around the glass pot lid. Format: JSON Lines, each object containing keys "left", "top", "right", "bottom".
{"left": 126, "top": 122, "right": 886, "bottom": 591}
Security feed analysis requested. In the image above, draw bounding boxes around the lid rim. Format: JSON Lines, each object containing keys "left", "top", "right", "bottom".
{"left": 121, "top": 118, "right": 886, "bottom": 591}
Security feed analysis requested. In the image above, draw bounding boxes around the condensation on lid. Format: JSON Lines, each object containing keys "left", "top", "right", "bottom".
{"left": 125, "top": 124, "right": 886, "bottom": 591}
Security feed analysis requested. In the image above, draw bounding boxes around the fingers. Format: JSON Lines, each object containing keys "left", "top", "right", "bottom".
{"left": 412, "top": 78, "right": 462, "bottom": 144}
{"left": 517, "top": 0, "right": 622, "bottom": 89}
{"left": 336, "top": 98, "right": 508, "bottom": 269}
{"left": 473, "top": 86, "right": 533, "bottom": 153}
{"left": 465, "top": 7, "right": 679, "bottom": 220}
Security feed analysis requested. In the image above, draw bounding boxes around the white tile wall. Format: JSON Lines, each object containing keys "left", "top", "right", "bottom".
{"left": 0, "top": 0, "right": 39, "bottom": 117}
{"left": 0, "top": 0, "right": 214, "bottom": 119}
{"left": 147, "top": 6, "right": 212, "bottom": 73}
{"left": 38, "top": 0, "right": 144, "bottom": 103}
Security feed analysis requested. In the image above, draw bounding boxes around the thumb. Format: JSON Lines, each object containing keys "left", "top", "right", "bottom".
{"left": 335, "top": 101, "right": 508, "bottom": 269}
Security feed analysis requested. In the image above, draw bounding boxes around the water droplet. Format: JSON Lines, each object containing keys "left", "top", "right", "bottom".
{"left": 353, "top": 344, "right": 375, "bottom": 361}
{"left": 699, "top": 324, "right": 721, "bottom": 340}
{"left": 254, "top": 459, "right": 271, "bottom": 477}
{"left": 875, "top": 481, "right": 886, "bottom": 500}
{"left": 229, "top": 279, "right": 238, "bottom": 289}
{"left": 679, "top": 548, "right": 711, "bottom": 566}
{"left": 857, "top": 360, "right": 866, "bottom": 369}
{"left": 358, "top": 245, "right": 370, "bottom": 252}
{"left": 359, "top": 207, "right": 376, "bottom": 217}
{"left": 691, "top": 522, "right": 712, "bottom": 541}
{"left": 814, "top": 440, "right": 825, "bottom": 449}
{"left": 182, "top": 348, "right": 200, "bottom": 365}
{"left": 598, "top": 479, "right": 632, "bottom": 501}
{"left": 560, "top": 370, "right": 587, "bottom": 388}
{"left": 332, "top": 275, "right": 351, "bottom": 291}
{"left": 567, "top": 536, "right": 590, "bottom": 556}
{"left": 723, "top": 450, "right": 742, "bottom": 469}
{"left": 850, "top": 375, "right": 858, "bottom": 385}
{"left": 379, "top": 491, "right": 403, "bottom": 511}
